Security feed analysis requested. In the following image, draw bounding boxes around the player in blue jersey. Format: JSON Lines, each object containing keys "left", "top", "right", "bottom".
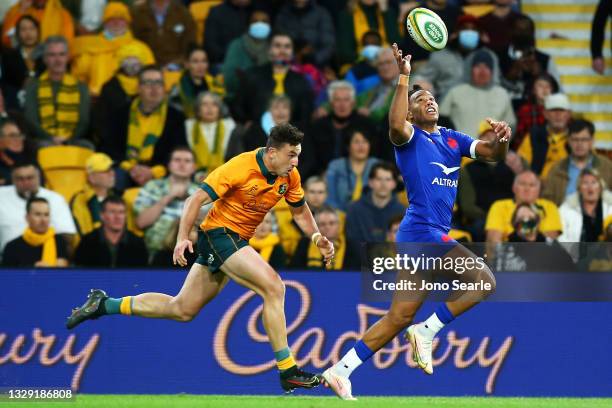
{"left": 322, "top": 44, "right": 512, "bottom": 400}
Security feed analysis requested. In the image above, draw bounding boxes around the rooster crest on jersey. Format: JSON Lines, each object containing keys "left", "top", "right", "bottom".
{"left": 406, "top": 7, "right": 448, "bottom": 52}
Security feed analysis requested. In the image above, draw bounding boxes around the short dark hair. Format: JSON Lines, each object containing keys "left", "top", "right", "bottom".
{"left": 270, "top": 30, "right": 293, "bottom": 45}
{"left": 101, "top": 196, "right": 126, "bottom": 212}
{"left": 408, "top": 84, "right": 424, "bottom": 100}
{"left": 185, "top": 45, "right": 206, "bottom": 60}
{"left": 11, "top": 160, "right": 39, "bottom": 173}
{"left": 315, "top": 204, "right": 337, "bottom": 219}
{"left": 169, "top": 145, "right": 195, "bottom": 162}
{"left": 569, "top": 119, "right": 595, "bottom": 138}
{"left": 26, "top": 196, "right": 49, "bottom": 213}
{"left": 138, "top": 64, "right": 163, "bottom": 82}
{"left": 15, "top": 14, "right": 39, "bottom": 39}
{"left": 369, "top": 161, "right": 398, "bottom": 180}
{"left": 266, "top": 123, "right": 304, "bottom": 149}
{"left": 511, "top": 202, "right": 540, "bottom": 226}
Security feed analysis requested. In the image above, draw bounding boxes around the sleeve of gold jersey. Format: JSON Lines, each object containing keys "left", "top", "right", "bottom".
{"left": 284, "top": 167, "right": 305, "bottom": 207}
{"left": 200, "top": 157, "right": 244, "bottom": 200}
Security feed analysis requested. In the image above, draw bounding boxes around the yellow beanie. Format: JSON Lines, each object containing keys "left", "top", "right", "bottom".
{"left": 103, "top": 2, "right": 132, "bottom": 23}
{"left": 116, "top": 41, "right": 155, "bottom": 65}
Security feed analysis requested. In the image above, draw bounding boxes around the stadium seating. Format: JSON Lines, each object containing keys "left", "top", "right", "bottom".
{"left": 37, "top": 145, "right": 94, "bottom": 202}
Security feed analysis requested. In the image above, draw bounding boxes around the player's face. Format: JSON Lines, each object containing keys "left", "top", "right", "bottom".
{"left": 578, "top": 174, "right": 601, "bottom": 202}
{"left": 26, "top": 202, "right": 50, "bottom": 234}
{"left": 306, "top": 181, "right": 327, "bottom": 208}
{"left": 349, "top": 131, "right": 370, "bottom": 161}
{"left": 168, "top": 151, "right": 196, "bottom": 178}
{"left": 568, "top": 128, "right": 593, "bottom": 160}
{"left": 12, "top": 166, "right": 40, "bottom": 198}
{"left": 187, "top": 50, "right": 208, "bottom": 79}
{"left": 101, "top": 203, "right": 127, "bottom": 232}
{"left": 316, "top": 212, "right": 339, "bottom": 240}
{"left": 270, "top": 143, "right": 300, "bottom": 177}
{"left": 513, "top": 173, "right": 540, "bottom": 204}
{"left": 409, "top": 90, "right": 438, "bottom": 126}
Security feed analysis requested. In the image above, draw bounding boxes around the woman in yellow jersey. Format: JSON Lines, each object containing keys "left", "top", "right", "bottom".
{"left": 66, "top": 124, "right": 335, "bottom": 393}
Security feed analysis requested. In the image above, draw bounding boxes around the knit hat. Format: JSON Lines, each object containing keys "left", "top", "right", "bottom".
{"left": 103, "top": 2, "right": 131, "bottom": 23}
{"left": 86, "top": 153, "right": 113, "bottom": 173}
{"left": 472, "top": 49, "right": 494, "bottom": 71}
{"left": 116, "top": 41, "right": 155, "bottom": 65}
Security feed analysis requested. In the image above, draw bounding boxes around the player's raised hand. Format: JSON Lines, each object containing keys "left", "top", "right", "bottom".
{"left": 317, "top": 236, "right": 335, "bottom": 269}
{"left": 486, "top": 118, "right": 511, "bottom": 143}
{"left": 173, "top": 239, "right": 193, "bottom": 267}
{"left": 392, "top": 43, "right": 411, "bottom": 76}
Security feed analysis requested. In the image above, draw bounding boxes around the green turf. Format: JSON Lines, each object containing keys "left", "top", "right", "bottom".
{"left": 6, "top": 395, "right": 611, "bottom": 408}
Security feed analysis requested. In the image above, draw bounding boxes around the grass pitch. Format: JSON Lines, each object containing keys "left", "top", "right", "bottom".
{"left": 8, "top": 395, "right": 611, "bottom": 408}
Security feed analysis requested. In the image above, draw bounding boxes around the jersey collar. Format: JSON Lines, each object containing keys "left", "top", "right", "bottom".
{"left": 256, "top": 148, "right": 278, "bottom": 185}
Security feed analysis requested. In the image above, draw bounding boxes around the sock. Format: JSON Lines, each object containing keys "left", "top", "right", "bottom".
{"left": 274, "top": 347, "right": 296, "bottom": 372}
{"left": 101, "top": 297, "right": 133, "bottom": 315}
{"left": 333, "top": 340, "right": 374, "bottom": 378}
{"left": 421, "top": 304, "right": 455, "bottom": 338}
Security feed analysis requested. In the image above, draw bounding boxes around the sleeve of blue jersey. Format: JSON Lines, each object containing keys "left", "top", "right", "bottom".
{"left": 452, "top": 129, "right": 479, "bottom": 159}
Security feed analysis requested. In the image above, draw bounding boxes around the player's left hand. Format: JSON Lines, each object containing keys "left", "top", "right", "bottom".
{"left": 486, "top": 118, "right": 512, "bottom": 144}
{"left": 317, "top": 236, "right": 335, "bottom": 269}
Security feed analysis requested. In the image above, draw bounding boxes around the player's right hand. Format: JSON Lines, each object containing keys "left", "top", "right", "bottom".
{"left": 173, "top": 239, "right": 194, "bottom": 267}
{"left": 392, "top": 43, "right": 412, "bottom": 76}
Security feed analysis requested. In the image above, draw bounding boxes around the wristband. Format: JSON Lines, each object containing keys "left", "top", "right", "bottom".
{"left": 311, "top": 232, "right": 322, "bottom": 246}
{"left": 398, "top": 74, "right": 410, "bottom": 86}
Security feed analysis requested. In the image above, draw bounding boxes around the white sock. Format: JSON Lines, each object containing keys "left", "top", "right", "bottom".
{"left": 332, "top": 348, "right": 363, "bottom": 378}
{"left": 420, "top": 312, "right": 445, "bottom": 338}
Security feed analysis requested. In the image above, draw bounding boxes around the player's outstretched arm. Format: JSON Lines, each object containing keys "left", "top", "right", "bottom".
{"left": 290, "top": 203, "right": 335, "bottom": 268}
{"left": 173, "top": 189, "right": 212, "bottom": 266}
{"left": 475, "top": 118, "right": 511, "bottom": 162}
{"left": 388, "top": 43, "right": 414, "bottom": 146}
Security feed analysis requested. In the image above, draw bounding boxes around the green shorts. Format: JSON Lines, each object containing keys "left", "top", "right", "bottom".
{"left": 196, "top": 227, "right": 249, "bottom": 272}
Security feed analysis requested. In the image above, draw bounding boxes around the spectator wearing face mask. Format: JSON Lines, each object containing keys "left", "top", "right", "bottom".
{"left": 222, "top": 9, "right": 271, "bottom": 103}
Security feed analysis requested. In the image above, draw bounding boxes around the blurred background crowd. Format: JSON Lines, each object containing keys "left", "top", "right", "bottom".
{"left": 0, "top": 0, "right": 610, "bottom": 271}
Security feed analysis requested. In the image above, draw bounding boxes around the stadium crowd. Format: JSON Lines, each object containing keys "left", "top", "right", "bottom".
{"left": 0, "top": 0, "right": 610, "bottom": 270}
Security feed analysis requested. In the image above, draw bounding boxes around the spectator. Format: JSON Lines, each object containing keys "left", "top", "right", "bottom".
{"left": 518, "top": 93, "right": 571, "bottom": 178}
{"left": 2, "top": 0, "right": 75, "bottom": 49}
{"left": 2, "top": 197, "right": 69, "bottom": 267}
{"left": 336, "top": 0, "right": 400, "bottom": 67}
{"left": 290, "top": 205, "right": 359, "bottom": 270}
{"left": 305, "top": 175, "right": 330, "bottom": 213}
{"left": 240, "top": 95, "right": 291, "bottom": 154}
{"left": 301, "top": 80, "right": 376, "bottom": 178}
{"left": 185, "top": 91, "right": 237, "bottom": 178}
{"left": 170, "top": 46, "right": 224, "bottom": 119}
{"left": 485, "top": 170, "right": 562, "bottom": 246}
{"left": 0, "top": 162, "right": 77, "bottom": 255}
{"left": 132, "top": 0, "right": 196, "bottom": 68}
{"left": 249, "top": 212, "right": 287, "bottom": 269}
{"left": 458, "top": 121, "right": 525, "bottom": 241}
{"left": 558, "top": 169, "right": 612, "bottom": 243}
{"left": 494, "top": 202, "right": 574, "bottom": 272}
{"left": 70, "top": 153, "right": 116, "bottom": 237}
{"left": 1, "top": 15, "right": 44, "bottom": 109}
{"left": 356, "top": 47, "right": 399, "bottom": 123}
{"left": 94, "top": 41, "right": 156, "bottom": 143}
{"left": 0, "top": 119, "right": 36, "bottom": 186}
{"left": 274, "top": 0, "right": 335, "bottom": 68}
{"left": 345, "top": 162, "right": 405, "bottom": 243}
{"left": 71, "top": 2, "right": 155, "bottom": 97}
{"left": 204, "top": 0, "right": 253, "bottom": 67}
{"left": 344, "top": 30, "right": 383, "bottom": 95}
{"left": 222, "top": 9, "right": 271, "bottom": 103}
{"left": 498, "top": 15, "right": 561, "bottom": 108}
{"left": 385, "top": 213, "right": 402, "bottom": 242}
{"left": 133, "top": 147, "right": 201, "bottom": 262}
{"left": 326, "top": 128, "right": 379, "bottom": 211}
{"left": 543, "top": 119, "right": 612, "bottom": 206}
{"left": 439, "top": 48, "right": 515, "bottom": 139}
{"left": 590, "top": 0, "right": 611, "bottom": 75}
{"left": 478, "top": 0, "right": 527, "bottom": 56}
{"left": 24, "top": 36, "right": 92, "bottom": 148}
{"left": 513, "top": 73, "right": 558, "bottom": 149}
{"left": 100, "top": 65, "right": 187, "bottom": 189}
{"left": 415, "top": 14, "right": 497, "bottom": 102}
{"left": 234, "top": 31, "right": 314, "bottom": 126}
{"left": 74, "top": 196, "right": 149, "bottom": 267}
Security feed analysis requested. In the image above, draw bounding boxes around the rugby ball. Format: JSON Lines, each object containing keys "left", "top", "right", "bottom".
{"left": 406, "top": 7, "right": 448, "bottom": 52}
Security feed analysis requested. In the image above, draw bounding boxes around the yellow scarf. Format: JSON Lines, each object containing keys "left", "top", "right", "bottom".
{"left": 22, "top": 227, "right": 57, "bottom": 266}
{"left": 353, "top": 4, "right": 388, "bottom": 53}
{"left": 307, "top": 234, "right": 347, "bottom": 270}
{"left": 37, "top": 71, "right": 80, "bottom": 140}
{"left": 121, "top": 97, "right": 168, "bottom": 171}
{"left": 117, "top": 73, "right": 139, "bottom": 96}
{"left": 191, "top": 120, "right": 226, "bottom": 172}
{"left": 272, "top": 71, "right": 286, "bottom": 95}
{"left": 351, "top": 172, "right": 363, "bottom": 202}
{"left": 249, "top": 233, "right": 281, "bottom": 262}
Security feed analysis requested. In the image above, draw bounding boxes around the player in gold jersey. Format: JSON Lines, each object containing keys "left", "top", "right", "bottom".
{"left": 66, "top": 124, "right": 335, "bottom": 393}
